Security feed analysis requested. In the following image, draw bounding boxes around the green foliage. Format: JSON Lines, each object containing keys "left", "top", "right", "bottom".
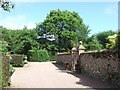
{"left": 0, "top": 9, "right": 89, "bottom": 55}
{"left": 27, "top": 50, "right": 50, "bottom": 62}
{"left": 0, "top": 28, "right": 8, "bottom": 53}
{"left": 0, "top": 10, "right": 117, "bottom": 55}
{"left": 0, "top": 0, "right": 14, "bottom": 11}
{"left": 1, "top": 27, "right": 39, "bottom": 55}
{"left": 2, "top": 55, "right": 11, "bottom": 87}
{"left": 0, "top": 40, "right": 8, "bottom": 53}
{"left": 59, "top": 31, "right": 78, "bottom": 52}
{"left": 95, "top": 30, "right": 116, "bottom": 49}
{"left": 10, "top": 54, "right": 24, "bottom": 67}
{"left": 49, "top": 55, "right": 56, "bottom": 61}
{"left": 84, "top": 36, "right": 103, "bottom": 51}
{"left": 116, "top": 31, "right": 120, "bottom": 49}
{"left": 106, "top": 34, "right": 117, "bottom": 49}
{"left": 9, "top": 64, "right": 15, "bottom": 77}
{"left": 36, "top": 9, "right": 90, "bottom": 52}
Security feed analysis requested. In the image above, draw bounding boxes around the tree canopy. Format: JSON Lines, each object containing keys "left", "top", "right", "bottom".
{"left": 0, "top": 9, "right": 117, "bottom": 57}
{"left": 84, "top": 35, "right": 103, "bottom": 51}
{"left": 1, "top": 27, "right": 39, "bottom": 55}
{"left": 36, "top": 9, "right": 90, "bottom": 52}
{"left": 95, "top": 30, "right": 116, "bottom": 49}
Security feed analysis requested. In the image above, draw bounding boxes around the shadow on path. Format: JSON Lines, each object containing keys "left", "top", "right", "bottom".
{"left": 52, "top": 62, "right": 65, "bottom": 70}
{"left": 52, "top": 62, "right": 116, "bottom": 89}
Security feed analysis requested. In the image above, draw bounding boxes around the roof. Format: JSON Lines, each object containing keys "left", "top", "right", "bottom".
{"left": 78, "top": 45, "right": 85, "bottom": 50}
{"left": 72, "top": 47, "right": 77, "bottom": 51}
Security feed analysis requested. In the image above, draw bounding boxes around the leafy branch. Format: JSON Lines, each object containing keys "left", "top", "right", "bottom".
{"left": 0, "top": 0, "right": 14, "bottom": 11}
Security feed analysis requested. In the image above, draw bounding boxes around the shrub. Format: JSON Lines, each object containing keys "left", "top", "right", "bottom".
{"left": 9, "top": 64, "right": 15, "bottom": 77}
{"left": 2, "top": 55, "right": 10, "bottom": 87}
{"left": 23, "top": 60, "right": 28, "bottom": 64}
{"left": 49, "top": 55, "right": 56, "bottom": 61}
{"left": 10, "top": 54, "right": 24, "bottom": 67}
{"left": 27, "top": 50, "right": 50, "bottom": 62}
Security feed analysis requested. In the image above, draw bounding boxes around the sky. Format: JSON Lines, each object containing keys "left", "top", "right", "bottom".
{"left": 0, "top": 1, "right": 118, "bottom": 36}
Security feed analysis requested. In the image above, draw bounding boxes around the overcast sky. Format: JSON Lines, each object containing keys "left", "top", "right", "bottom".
{"left": 0, "top": 1, "right": 118, "bottom": 36}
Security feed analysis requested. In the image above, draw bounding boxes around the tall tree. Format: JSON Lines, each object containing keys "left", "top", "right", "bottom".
{"left": 36, "top": 9, "right": 90, "bottom": 52}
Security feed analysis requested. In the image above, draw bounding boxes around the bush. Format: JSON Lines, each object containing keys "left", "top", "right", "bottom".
{"left": 9, "top": 64, "right": 15, "bottom": 77}
{"left": 2, "top": 55, "right": 11, "bottom": 87}
{"left": 8, "top": 64, "right": 15, "bottom": 86}
{"left": 49, "top": 55, "right": 56, "bottom": 61}
{"left": 10, "top": 54, "right": 24, "bottom": 67}
{"left": 27, "top": 50, "right": 50, "bottom": 62}
{"left": 23, "top": 60, "right": 28, "bottom": 64}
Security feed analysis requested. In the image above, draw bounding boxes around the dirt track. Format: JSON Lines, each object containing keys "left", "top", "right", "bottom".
{"left": 9, "top": 62, "right": 113, "bottom": 88}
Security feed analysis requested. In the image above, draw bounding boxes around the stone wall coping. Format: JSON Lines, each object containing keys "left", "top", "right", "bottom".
{"left": 81, "top": 49, "right": 118, "bottom": 54}
{"left": 57, "top": 52, "right": 71, "bottom": 55}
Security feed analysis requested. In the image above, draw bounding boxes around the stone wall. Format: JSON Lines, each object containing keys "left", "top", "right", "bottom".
{"left": 56, "top": 53, "right": 79, "bottom": 70}
{"left": 56, "top": 53, "right": 73, "bottom": 64}
{"left": 79, "top": 49, "right": 119, "bottom": 86}
{"left": 56, "top": 49, "right": 119, "bottom": 86}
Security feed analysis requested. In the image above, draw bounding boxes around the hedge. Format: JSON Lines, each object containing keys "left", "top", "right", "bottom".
{"left": 49, "top": 55, "right": 56, "bottom": 61}
{"left": 10, "top": 54, "right": 24, "bottom": 67}
{"left": 2, "top": 55, "right": 15, "bottom": 87}
{"left": 27, "top": 50, "right": 50, "bottom": 62}
{"left": 2, "top": 55, "right": 10, "bottom": 87}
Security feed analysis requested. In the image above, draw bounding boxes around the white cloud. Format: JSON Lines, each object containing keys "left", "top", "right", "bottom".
{"left": 6, "top": 23, "right": 17, "bottom": 30}
{"left": 26, "top": 22, "right": 36, "bottom": 29}
{"left": 0, "top": 14, "right": 26, "bottom": 29}
{"left": 0, "top": 14, "right": 36, "bottom": 30}
{"left": 5, "top": 23, "right": 25, "bottom": 30}
{"left": 1, "top": 22, "right": 36, "bottom": 30}
{"left": 18, "top": 25, "right": 25, "bottom": 29}
{"left": 3, "top": 14, "right": 26, "bottom": 24}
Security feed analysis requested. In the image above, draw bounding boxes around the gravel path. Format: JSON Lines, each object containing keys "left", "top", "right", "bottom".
{"left": 9, "top": 62, "right": 113, "bottom": 88}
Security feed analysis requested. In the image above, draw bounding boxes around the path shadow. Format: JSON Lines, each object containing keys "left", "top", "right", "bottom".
{"left": 52, "top": 62, "right": 117, "bottom": 89}
{"left": 68, "top": 72, "right": 116, "bottom": 89}
{"left": 52, "top": 62, "right": 69, "bottom": 73}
